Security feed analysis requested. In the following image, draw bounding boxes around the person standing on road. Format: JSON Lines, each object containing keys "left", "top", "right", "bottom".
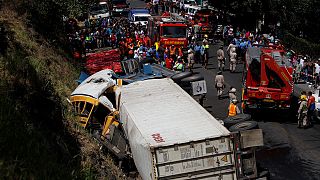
{"left": 297, "top": 95, "right": 308, "bottom": 128}
{"left": 194, "top": 42, "right": 201, "bottom": 64}
{"left": 229, "top": 48, "right": 237, "bottom": 73}
{"left": 187, "top": 49, "right": 195, "bottom": 72}
{"left": 217, "top": 46, "right": 225, "bottom": 71}
{"left": 228, "top": 87, "right": 237, "bottom": 102}
{"left": 215, "top": 71, "right": 225, "bottom": 98}
{"left": 228, "top": 99, "right": 240, "bottom": 117}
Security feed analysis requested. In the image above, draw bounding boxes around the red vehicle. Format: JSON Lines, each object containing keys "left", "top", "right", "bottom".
{"left": 193, "top": 9, "right": 215, "bottom": 39}
{"left": 147, "top": 13, "right": 188, "bottom": 49}
{"left": 242, "top": 45, "right": 294, "bottom": 112}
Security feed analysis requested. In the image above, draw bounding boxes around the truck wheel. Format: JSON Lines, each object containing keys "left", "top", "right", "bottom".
{"left": 223, "top": 114, "right": 251, "bottom": 128}
{"left": 180, "top": 74, "right": 204, "bottom": 83}
{"left": 171, "top": 71, "right": 192, "bottom": 82}
{"left": 229, "top": 121, "right": 258, "bottom": 132}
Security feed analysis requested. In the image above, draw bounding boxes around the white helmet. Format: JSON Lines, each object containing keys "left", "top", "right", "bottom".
{"left": 229, "top": 88, "right": 236, "bottom": 93}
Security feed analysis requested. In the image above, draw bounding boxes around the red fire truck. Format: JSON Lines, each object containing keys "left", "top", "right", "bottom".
{"left": 242, "top": 45, "right": 294, "bottom": 113}
{"left": 147, "top": 13, "right": 188, "bottom": 49}
{"left": 193, "top": 9, "right": 215, "bottom": 39}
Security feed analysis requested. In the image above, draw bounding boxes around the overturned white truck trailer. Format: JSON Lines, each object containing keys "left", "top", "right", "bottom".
{"left": 116, "top": 79, "right": 264, "bottom": 180}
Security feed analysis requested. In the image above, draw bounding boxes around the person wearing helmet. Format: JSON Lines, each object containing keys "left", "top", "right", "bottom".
{"left": 298, "top": 94, "right": 308, "bottom": 128}
{"left": 228, "top": 99, "right": 240, "bottom": 117}
{"left": 229, "top": 47, "right": 237, "bottom": 73}
{"left": 217, "top": 46, "right": 225, "bottom": 71}
{"left": 215, "top": 71, "right": 225, "bottom": 98}
{"left": 228, "top": 87, "right": 237, "bottom": 102}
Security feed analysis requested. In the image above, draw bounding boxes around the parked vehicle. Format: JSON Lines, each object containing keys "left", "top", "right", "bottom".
{"left": 89, "top": 1, "right": 111, "bottom": 19}
{"left": 242, "top": 45, "right": 294, "bottom": 113}
{"left": 117, "top": 78, "right": 265, "bottom": 180}
{"left": 111, "top": 0, "right": 129, "bottom": 16}
{"left": 193, "top": 9, "right": 215, "bottom": 39}
{"left": 147, "top": 13, "right": 188, "bottom": 49}
{"left": 128, "top": 9, "right": 151, "bottom": 26}
{"left": 184, "top": 4, "right": 201, "bottom": 20}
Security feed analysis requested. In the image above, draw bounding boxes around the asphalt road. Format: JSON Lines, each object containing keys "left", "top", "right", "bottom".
{"left": 128, "top": 1, "right": 320, "bottom": 179}
{"left": 193, "top": 43, "right": 320, "bottom": 180}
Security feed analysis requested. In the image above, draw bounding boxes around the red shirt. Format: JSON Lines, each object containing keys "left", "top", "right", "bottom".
{"left": 308, "top": 95, "right": 315, "bottom": 107}
{"left": 165, "top": 58, "right": 173, "bottom": 69}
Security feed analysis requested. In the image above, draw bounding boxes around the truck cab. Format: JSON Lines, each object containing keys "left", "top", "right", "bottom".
{"left": 89, "top": 2, "right": 110, "bottom": 19}
{"left": 242, "top": 45, "right": 293, "bottom": 112}
{"left": 193, "top": 9, "right": 215, "bottom": 39}
{"left": 128, "top": 9, "right": 151, "bottom": 26}
{"left": 147, "top": 14, "right": 188, "bottom": 49}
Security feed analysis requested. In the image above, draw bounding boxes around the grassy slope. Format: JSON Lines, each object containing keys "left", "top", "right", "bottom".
{"left": 0, "top": 8, "right": 125, "bottom": 179}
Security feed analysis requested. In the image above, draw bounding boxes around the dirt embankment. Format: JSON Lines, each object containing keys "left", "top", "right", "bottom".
{"left": 0, "top": 8, "right": 125, "bottom": 179}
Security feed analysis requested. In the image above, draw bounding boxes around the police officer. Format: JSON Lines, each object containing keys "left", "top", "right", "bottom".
{"left": 217, "top": 46, "right": 225, "bottom": 71}
{"left": 215, "top": 71, "right": 225, "bottom": 98}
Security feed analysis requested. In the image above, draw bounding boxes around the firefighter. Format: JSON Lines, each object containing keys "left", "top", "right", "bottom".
{"left": 228, "top": 99, "right": 240, "bottom": 117}
{"left": 297, "top": 95, "right": 308, "bottom": 128}
{"left": 169, "top": 45, "right": 176, "bottom": 57}
{"left": 228, "top": 87, "right": 237, "bottom": 102}
{"left": 215, "top": 71, "right": 225, "bottom": 98}
{"left": 187, "top": 49, "right": 195, "bottom": 72}
{"left": 229, "top": 48, "right": 237, "bottom": 73}
{"left": 217, "top": 46, "right": 225, "bottom": 71}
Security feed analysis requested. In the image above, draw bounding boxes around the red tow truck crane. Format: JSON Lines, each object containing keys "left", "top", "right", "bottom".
{"left": 242, "top": 45, "right": 294, "bottom": 113}
{"left": 147, "top": 13, "right": 188, "bottom": 49}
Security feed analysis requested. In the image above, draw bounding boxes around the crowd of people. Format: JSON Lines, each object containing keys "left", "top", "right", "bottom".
{"left": 65, "top": 2, "right": 320, "bottom": 129}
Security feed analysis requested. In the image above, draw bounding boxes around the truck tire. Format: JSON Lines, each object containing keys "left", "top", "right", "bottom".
{"left": 171, "top": 72, "right": 192, "bottom": 82}
{"left": 229, "top": 121, "right": 258, "bottom": 132}
{"left": 223, "top": 114, "right": 251, "bottom": 128}
{"left": 180, "top": 74, "right": 204, "bottom": 83}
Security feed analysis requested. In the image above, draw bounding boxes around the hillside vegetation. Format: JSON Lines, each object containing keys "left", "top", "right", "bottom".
{"left": 0, "top": 5, "right": 125, "bottom": 180}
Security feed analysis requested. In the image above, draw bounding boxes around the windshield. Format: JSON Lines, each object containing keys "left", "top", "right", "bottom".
{"left": 90, "top": 4, "right": 108, "bottom": 14}
{"left": 162, "top": 26, "right": 186, "bottom": 38}
{"left": 135, "top": 16, "right": 149, "bottom": 22}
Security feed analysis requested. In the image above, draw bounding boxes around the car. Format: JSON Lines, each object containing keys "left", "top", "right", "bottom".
{"left": 89, "top": 2, "right": 110, "bottom": 19}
